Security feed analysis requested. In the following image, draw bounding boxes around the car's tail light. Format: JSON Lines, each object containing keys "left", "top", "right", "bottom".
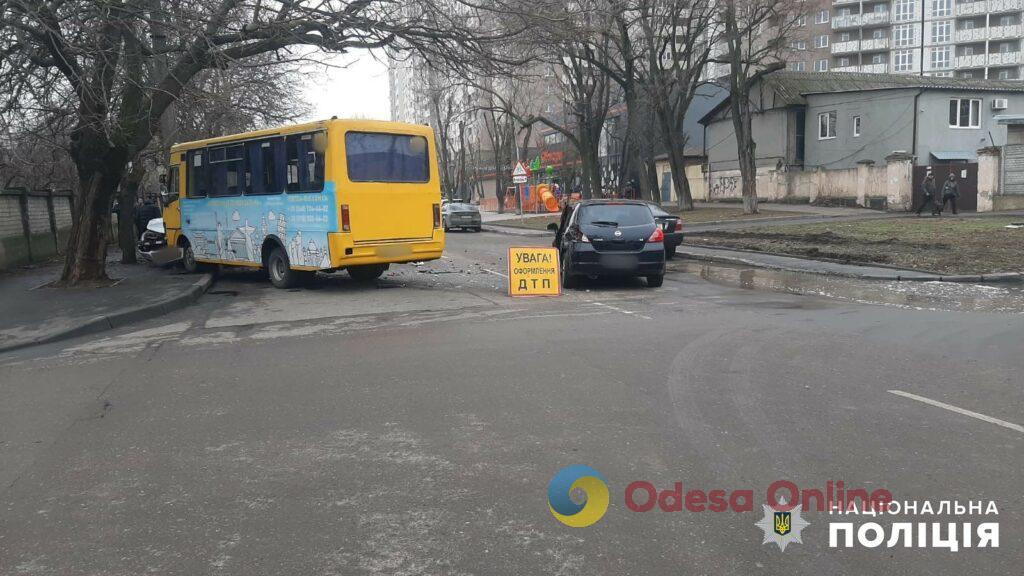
{"left": 340, "top": 204, "right": 351, "bottom": 232}
{"left": 648, "top": 227, "right": 664, "bottom": 242}
{"left": 433, "top": 204, "right": 441, "bottom": 228}
{"left": 674, "top": 220, "right": 683, "bottom": 231}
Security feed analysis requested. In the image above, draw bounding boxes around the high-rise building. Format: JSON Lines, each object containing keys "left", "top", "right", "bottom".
{"left": 789, "top": 0, "right": 1024, "bottom": 79}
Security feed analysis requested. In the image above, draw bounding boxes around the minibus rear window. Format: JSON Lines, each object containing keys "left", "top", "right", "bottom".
{"left": 345, "top": 132, "right": 429, "bottom": 183}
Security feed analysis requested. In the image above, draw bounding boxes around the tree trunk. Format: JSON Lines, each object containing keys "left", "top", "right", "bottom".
{"left": 729, "top": 85, "right": 759, "bottom": 214}
{"left": 59, "top": 171, "right": 118, "bottom": 285}
{"left": 664, "top": 140, "right": 693, "bottom": 211}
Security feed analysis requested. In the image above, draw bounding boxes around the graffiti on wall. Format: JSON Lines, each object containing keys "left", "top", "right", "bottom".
{"left": 710, "top": 176, "right": 739, "bottom": 198}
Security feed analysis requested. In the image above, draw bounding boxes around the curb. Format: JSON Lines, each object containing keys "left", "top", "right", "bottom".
{"left": 674, "top": 249, "right": 1023, "bottom": 283}
{"left": 480, "top": 224, "right": 550, "bottom": 237}
{"left": 0, "top": 273, "right": 215, "bottom": 355}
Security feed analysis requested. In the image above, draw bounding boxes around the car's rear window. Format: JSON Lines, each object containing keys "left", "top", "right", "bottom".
{"left": 449, "top": 203, "right": 476, "bottom": 211}
{"left": 346, "top": 132, "right": 429, "bottom": 183}
{"left": 579, "top": 204, "right": 654, "bottom": 226}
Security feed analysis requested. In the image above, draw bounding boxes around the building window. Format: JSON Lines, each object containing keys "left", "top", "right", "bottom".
{"left": 962, "top": 71, "right": 975, "bottom": 79}
{"left": 873, "top": 3, "right": 887, "bottom": 12}
{"left": 963, "top": 46, "right": 974, "bottom": 56}
{"left": 819, "top": 111, "right": 838, "bottom": 139}
{"left": 931, "top": 46, "right": 951, "bottom": 69}
{"left": 816, "top": 10, "right": 830, "bottom": 24}
{"left": 872, "top": 29, "right": 885, "bottom": 39}
{"left": 839, "top": 57, "right": 851, "bottom": 67}
{"left": 963, "top": 20, "right": 975, "bottom": 30}
{"left": 998, "top": 69, "right": 1012, "bottom": 80}
{"left": 815, "top": 59, "right": 829, "bottom": 71}
{"left": 839, "top": 33, "right": 852, "bottom": 42}
{"left": 998, "top": 15, "right": 1013, "bottom": 27}
{"left": 793, "top": 40, "right": 807, "bottom": 50}
{"left": 932, "top": 20, "right": 950, "bottom": 43}
{"left": 948, "top": 98, "right": 981, "bottom": 128}
{"left": 815, "top": 35, "right": 829, "bottom": 48}
{"left": 791, "top": 61, "right": 807, "bottom": 71}
{"left": 931, "top": 0, "right": 951, "bottom": 17}
{"left": 838, "top": 7, "right": 852, "bottom": 16}
{"left": 795, "top": 15, "right": 806, "bottom": 27}
{"left": 893, "top": 24, "right": 915, "bottom": 47}
{"left": 999, "top": 42, "right": 1013, "bottom": 54}
{"left": 894, "top": 49, "right": 915, "bottom": 71}
{"left": 894, "top": 0, "right": 916, "bottom": 22}
{"left": 872, "top": 54, "right": 885, "bottom": 64}
{"left": 852, "top": 116, "right": 862, "bottom": 137}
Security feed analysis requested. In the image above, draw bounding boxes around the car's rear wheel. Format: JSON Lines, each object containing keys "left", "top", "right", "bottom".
{"left": 646, "top": 274, "right": 664, "bottom": 288}
{"left": 267, "top": 247, "right": 301, "bottom": 289}
{"left": 665, "top": 245, "right": 676, "bottom": 259}
{"left": 348, "top": 264, "right": 389, "bottom": 281}
{"left": 561, "top": 253, "right": 578, "bottom": 289}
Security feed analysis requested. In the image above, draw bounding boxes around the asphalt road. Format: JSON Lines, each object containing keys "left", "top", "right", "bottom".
{"left": 1, "top": 230, "right": 1021, "bottom": 575}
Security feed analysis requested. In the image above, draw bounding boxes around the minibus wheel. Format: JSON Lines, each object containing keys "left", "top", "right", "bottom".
{"left": 267, "top": 246, "right": 300, "bottom": 289}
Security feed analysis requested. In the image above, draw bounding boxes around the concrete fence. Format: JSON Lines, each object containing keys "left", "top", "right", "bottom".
{"left": 0, "top": 188, "right": 75, "bottom": 270}
{"left": 705, "top": 154, "right": 917, "bottom": 210}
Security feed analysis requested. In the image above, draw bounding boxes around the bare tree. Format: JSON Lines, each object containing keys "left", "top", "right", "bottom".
{"left": 0, "top": 0, "right": 505, "bottom": 285}
{"left": 719, "top": 0, "right": 805, "bottom": 213}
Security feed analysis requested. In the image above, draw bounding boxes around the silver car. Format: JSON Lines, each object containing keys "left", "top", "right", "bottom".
{"left": 442, "top": 202, "right": 482, "bottom": 232}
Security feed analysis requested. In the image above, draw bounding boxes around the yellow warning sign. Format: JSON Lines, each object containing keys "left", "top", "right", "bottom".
{"left": 507, "top": 246, "right": 561, "bottom": 297}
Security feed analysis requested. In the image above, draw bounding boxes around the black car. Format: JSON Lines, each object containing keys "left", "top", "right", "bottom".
{"left": 442, "top": 202, "right": 482, "bottom": 232}
{"left": 550, "top": 199, "right": 666, "bottom": 288}
{"left": 647, "top": 203, "right": 683, "bottom": 259}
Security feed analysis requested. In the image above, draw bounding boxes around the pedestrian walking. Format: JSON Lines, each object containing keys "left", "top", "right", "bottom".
{"left": 938, "top": 173, "right": 960, "bottom": 215}
{"left": 914, "top": 172, "right": 938, "bottom": 216}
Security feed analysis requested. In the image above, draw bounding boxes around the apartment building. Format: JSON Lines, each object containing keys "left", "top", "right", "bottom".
{"left": 790, "top": 0, "right": 1024, "bottom": 80}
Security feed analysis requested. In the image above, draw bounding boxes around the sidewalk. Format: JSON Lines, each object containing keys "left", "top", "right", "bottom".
{"left": 0, "top": 251, "right": 213, "bottom": 353}
{"left": 675, "top": 245, "right": 1022, "bottom": 282}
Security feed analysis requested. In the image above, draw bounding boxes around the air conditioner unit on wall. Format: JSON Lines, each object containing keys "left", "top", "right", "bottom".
{"left": 992, "top": 99, "right": 1009, "bottom": 110}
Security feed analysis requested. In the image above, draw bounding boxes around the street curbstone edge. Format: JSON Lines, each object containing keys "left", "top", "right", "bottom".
{"left": 0, "top": 273, "right": 215, "bottom": 355}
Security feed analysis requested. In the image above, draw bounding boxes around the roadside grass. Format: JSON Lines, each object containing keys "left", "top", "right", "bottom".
{"left": 487, "top": 206, "right": 793, "bottom": 230}
{"left": 686, "top": 216, "right": 1024, "bottom": 274}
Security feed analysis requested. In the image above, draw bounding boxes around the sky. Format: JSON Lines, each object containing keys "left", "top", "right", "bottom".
{"left": 302, "top": 50, "right": 391, "bottom": 122}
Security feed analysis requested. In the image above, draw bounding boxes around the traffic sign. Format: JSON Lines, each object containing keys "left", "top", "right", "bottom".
{"left": 507, "top": 247, "right": 561, "bottom": 297}
{"left": 512, "top": 161, "right": 529, "bottom": 178}
{"left": 512, "top": 175, "right": 528, "bottom": 184}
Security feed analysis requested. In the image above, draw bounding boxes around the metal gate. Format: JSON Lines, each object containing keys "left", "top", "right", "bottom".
{"left": 912, "top": 163, "right": 978, "bottom": 212}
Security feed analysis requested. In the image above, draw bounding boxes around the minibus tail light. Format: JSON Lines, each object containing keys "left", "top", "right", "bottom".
{"left": 433, "top": 203, "right": 441, "bottom": 229}
{"left": 341, "top": 204, "right": 351, "bottom": 232}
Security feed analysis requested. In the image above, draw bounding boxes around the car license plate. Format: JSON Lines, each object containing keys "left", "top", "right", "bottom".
{"left": 603, "top": 254, "right": 636, "bottom": 270}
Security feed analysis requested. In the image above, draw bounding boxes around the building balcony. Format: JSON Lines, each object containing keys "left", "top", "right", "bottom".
{"left": 831, "top": 40, "right": 861, "bottom": 54}
{"left": 989, "top": 51, "right": 1023, "bottom": 66}
{"left": 956, "top": 27, "right": 992, "bottom": 42}
{"left": 833, "top": 0, "right": 860, "bottom": 5}
{"left": 832, "top": 12, "right": 891, "bottom": 29}
{"left": 989, "top": 0, "right": 1023, "bottom": 13}
{"left": 955, "top": 0, "right": 988, "bottom": 16}
{"left": 861, "top": 11, "right": 891, "bottom": 26}
{"left": 860, "top": 37, "right": 890, "bottom": 51}
{"left": 989, "top": 24, "right": 1023, "bottom": 40}
{"left": 834, "top": 63, "right": 890, "bottom": 73}
{"left": 955, "top": 53, "right": 988, "bottom": 68}
{"left": 832, "top": 14, "right": 862, "bottom": 29}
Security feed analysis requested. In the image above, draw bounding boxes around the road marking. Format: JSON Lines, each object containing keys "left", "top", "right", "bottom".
{"left": 888, "top": 390, "right": 1024, "bottom": 434}
{"left": 482, "top": 268, "right": 508, "bottom": 278}
{"left": 590, "top": 301, "right": 653, "bottom": 320}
